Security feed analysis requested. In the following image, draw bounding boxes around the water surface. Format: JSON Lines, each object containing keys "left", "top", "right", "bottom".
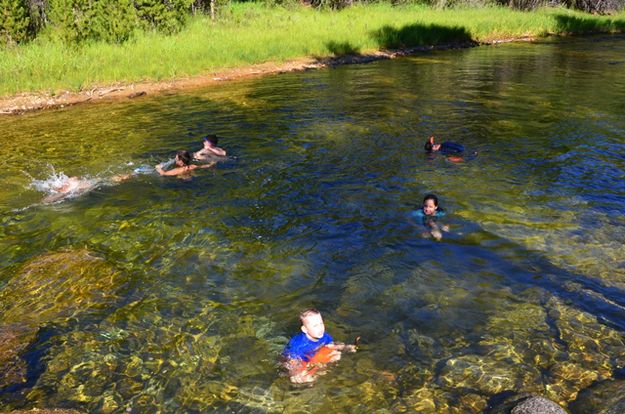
{"left": 1, "top": 34, "right": 625, "bottom": 413}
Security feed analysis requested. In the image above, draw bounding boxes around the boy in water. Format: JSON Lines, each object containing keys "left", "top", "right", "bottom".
{"left": 412, "top": 194, "right": 449, "bottom": 240}
{"left": 283, "top": 308, "right": 357, "bottom": 384}
{"left": 155, "top": 150, "right": 214, "bottom": 177}
{"left": 193, "top": 134, "right": 226, "bottom": 160}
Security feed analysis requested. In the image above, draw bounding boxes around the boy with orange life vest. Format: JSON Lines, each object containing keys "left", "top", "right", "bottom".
{"left": 283, "top": 308, "right": 357, "bottom": 384}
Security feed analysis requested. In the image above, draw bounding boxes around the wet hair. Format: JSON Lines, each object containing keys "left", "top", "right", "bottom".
{"left": 204, "top": 134, "right": 219, "bottom": 146}
{"left": 299, "top": 308, "right": 321, "bottom": 324}
{"left": 424, "top": 140, "right": 434, "bottom": 153}
{"left": 423, "top": 194, "right": 439, "bottom": 207}
{"left": 176, "top": 150, "right": 192, "bottom": 166}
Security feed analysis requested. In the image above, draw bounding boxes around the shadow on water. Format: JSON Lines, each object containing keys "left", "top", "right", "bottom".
{"left": 370, "top": 23, "right": 476, "bottom": 49}
{"left": 553, "top": 14, "right": 625, "bottom": 34}
{"left": 443, "top": 224, "right": 625, "bottom": 332}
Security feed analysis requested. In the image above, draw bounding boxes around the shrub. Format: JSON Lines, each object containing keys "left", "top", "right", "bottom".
{"left": 48, "top": 0, "right": 137, "bottom": 43}
{"left": 1, "top": 0, "right": 32, "bottom": 44}
{"left": 134, "top": 0, "right": 194, "bottom": 34}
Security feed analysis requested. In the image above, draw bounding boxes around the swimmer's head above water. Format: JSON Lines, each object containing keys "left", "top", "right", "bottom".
{"left": 424, "top": 136, "right": 441, "bottom": 153}
{"left": 175, "top": 150, "right": 193, "bottom": 166}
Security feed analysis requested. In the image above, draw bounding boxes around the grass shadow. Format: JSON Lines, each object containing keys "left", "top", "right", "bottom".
{"left": 371, "top": 23, "right": 475, "bottom": 49}
{"left": 326, "top": 40, "right": 361, "bottom": 56}
{"left": 554, "top": 13, "right": 625, "bottom": 34}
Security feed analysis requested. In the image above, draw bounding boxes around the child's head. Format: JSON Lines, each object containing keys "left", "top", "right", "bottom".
{"left": 204, "top": 134, "right": 219, "bottom": 147}
{"left": 422, "top": 194, "right": 439, "bottom": 216}
{"left": 424, "top": 136, "right": 440, "bottom": 153}
{"left": 175, "top": 150, "right": 192, "bottom": 166}
{"left": 299, "top": 308, "right": 325, "bottom": 341}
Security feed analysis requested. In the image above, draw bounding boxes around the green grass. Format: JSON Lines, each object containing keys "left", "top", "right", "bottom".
{"left": 2, "top": 3, "right": 625, "bottom": 97}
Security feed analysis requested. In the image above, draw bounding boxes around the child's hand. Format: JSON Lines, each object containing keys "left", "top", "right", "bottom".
{"left": 328, "top": 350, "right": 342, "bottom": 362}
{"left": 344, "top": 344, "right": 357, "bottom": 353}
{"left": 431, "top": 229, "right": 442, "bottom": 240}
{"left": 291, "top": 372, "right": 315, "bottom": 384}
{"left": 442, "top": 225, "right": 449, "bottom": 232}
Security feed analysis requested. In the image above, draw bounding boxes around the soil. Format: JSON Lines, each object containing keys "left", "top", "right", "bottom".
{"left": 0, "top": 39, "right": 529, "bottom": 116}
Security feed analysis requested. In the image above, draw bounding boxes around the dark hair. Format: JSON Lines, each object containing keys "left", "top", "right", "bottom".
{"left": 299, "top": 308, "right": 320, "bottom": 323}
{"left": 176, "top": 150, "right": 192, "bottom": 166}
{"left": 423, "top": 194, "right": 439, "bottom": 207}
{"left": 204, "top": 134, "right": 219, "bottom": 146}
{"left": 424, "top": 140, "right": 434, "bottom": 152}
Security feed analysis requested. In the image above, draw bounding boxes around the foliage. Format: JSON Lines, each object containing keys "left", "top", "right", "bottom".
{"left": 3, "top": 3, "right": 625, "bottom": 95}
{"left": 135, "top": 0, "right": 194, "bottom": 34}
{"left": 0, "top": 0, "right": 32, "bottom": 44}
{"left": 48, "top": 0, "right": 136, "bottom": 43}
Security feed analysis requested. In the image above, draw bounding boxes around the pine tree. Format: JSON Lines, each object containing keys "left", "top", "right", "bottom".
{"left": 0, "top": 0, "right": 32, "bottom": 44}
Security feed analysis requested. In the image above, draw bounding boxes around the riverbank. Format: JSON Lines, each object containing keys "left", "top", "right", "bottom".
{"left": 2, "top": 3, "right": 624, "bottom": 115}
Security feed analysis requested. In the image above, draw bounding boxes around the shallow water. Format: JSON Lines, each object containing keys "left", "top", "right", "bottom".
{"left": 1, "top": 34, "right": 625, "bottom": 413}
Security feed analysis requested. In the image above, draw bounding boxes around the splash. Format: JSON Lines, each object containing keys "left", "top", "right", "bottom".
{"left": 26, "top": 166, "right": 101, "bottom": 204}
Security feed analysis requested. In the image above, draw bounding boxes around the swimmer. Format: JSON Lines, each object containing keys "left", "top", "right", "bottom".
{"left": 193, "top": 134, "right": 226, "bottom": 161}
{"left": 424, "top": 136, "right": 468, "bottom": 163}
{"left": 40, "top": 173, "right": 132, "bottom": 204}
{"left": 411, "top": 194, "right": 449, "bottom": 241}
{"left": 155, "top": 150, "right": 215, "bottom": 177}
{"left": 282, "top": 308, "right": 357, "bottom": 384}
{"left": 42, "top": 176, "right": 97, "bottom": 204}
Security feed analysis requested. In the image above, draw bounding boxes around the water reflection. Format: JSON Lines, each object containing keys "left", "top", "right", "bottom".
{"left": 1, "top": 34, "right": 625, "bottom": 412}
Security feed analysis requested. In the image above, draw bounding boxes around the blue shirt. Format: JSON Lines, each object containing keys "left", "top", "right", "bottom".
{"left": 439, "top": 142, "right": 464, "bottom": 155}
{"left": 283, "top": 332, "right": 334, "bottom": 362}
{"left": 411, "top": 209, "right": 446, "bottom": 225}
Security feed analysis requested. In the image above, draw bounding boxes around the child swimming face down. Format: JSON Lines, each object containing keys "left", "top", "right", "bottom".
{"left": 422, "top": 194, "right": 439, "bottom": 216}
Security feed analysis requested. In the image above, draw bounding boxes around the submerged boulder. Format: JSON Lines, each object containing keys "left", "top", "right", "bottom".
{"left": 568, "top": 379, "right": 625, "bottom": 414}
{"left": 0, "top": 324, "right": 32, "bottom": 386}
{"left": 511, "top": 395, "right": 567, "bottom": 414}
{"left": 0, "top": 249, "right": 124, "bottom": 327}
{"left": 0, "top": 249, "right": 125, "bottom": 390}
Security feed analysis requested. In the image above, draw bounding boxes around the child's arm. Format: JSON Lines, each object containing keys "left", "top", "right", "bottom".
{"left": 327, "top": 342, "right": 357, "bottom": 353}
{"left": 208, "top": 146, "right": 226, "bottom": 156}
{"left": 198, "top": 161, "right": 217, "bottom": 169}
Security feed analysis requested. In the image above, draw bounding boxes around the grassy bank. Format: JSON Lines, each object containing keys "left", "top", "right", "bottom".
{"left": 2, "top": 3, "right": 625, "bottom": 97}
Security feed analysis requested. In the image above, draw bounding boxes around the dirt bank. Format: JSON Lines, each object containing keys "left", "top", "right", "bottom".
{"left": 0, "top": 39, "right": 527, "bottom": 116}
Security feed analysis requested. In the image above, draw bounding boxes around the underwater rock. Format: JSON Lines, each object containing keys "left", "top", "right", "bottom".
{"left": 438, "top": 354, "right": 521, "bottom": 395}
{"left": 0, "top": 324, "right": 32, "bottom": 387}
{"left": 397, "top": 383, "right": 487, "bottom": 413}
{"left": 510, "top": 395, "right": 567, "bottom": 414}
{"left": 568, "top": 379, "right": 625, "bottom": 414}
{"left": 0, "top": 250, "right": 124, "bottom": 390}
{"left": 0, "top": 249, "right": 124, "bottom": 327}
{"left": 7, "top": 410, "right": 84, "bottom": 414}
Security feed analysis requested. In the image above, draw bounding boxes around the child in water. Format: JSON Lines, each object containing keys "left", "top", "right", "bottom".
{"left": 412, "top": 194, "right": 449, "bottom": 241}
{"left": 193, "top": 135, "right": 226, "bottom": 161}
{"left": 155, "top": 150, "right": 214, "bottom": 177}
{"left": 424, "top": 136, "right": 466, "bottom": 163}
{"left": 283, "top": 308, "right": 357, "bottom": 384}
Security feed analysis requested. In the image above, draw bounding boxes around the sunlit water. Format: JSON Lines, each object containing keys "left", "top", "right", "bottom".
{"left": 1, "top": 35, "right": 625, "bottom": 413}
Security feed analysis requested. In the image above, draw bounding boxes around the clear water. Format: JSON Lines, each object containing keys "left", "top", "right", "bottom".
{"left": 1, "top": 34, "right": 625, "bottom": 413}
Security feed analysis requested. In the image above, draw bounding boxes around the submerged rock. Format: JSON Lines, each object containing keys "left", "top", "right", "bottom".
{"left": 568, "top": 379, "right": 625, "bottom": 414}
{"left": 0, "top": 249, "right": 124, "bottom": 327}
{"left": 0, "top": 250, "right": 125, "bottom": 390}
{"left": 510, "top": 395, "right": 567, "bottom": 414}
{"left": 7, "top": 410, "right": 84, "bottom": 414}
{"left": 0, "top": 324, "right": 32, "bottom": 386}
{"left": 438, "top": 354, "right": 525, "bottom": 395}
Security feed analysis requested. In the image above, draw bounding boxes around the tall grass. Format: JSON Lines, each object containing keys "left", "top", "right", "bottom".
{"left": 1, "top": 3, "right": 624, "bottom": 97}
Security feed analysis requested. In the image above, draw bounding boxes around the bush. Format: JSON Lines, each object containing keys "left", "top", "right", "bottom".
{"left": 48, "top": 0, "right": 136, "bottom": 43}
{"left": 1, "top": 0, "right": 32, "bottom": 44}
{"left": 135, "top": 0, "right": 194, "bottom": 34}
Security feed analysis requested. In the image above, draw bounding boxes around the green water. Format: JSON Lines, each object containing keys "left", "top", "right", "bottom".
{"left": 1, "top": 35, "right": 625, "bottom": 413}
